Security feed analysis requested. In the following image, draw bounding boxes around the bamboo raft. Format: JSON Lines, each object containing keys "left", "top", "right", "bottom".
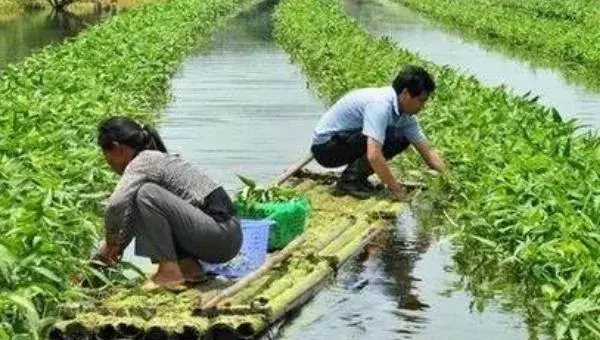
{"left": 50, "top": 170, "right": 418, "bottom": 340}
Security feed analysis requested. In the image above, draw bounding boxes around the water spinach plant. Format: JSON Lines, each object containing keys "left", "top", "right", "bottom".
{"left": 273, "top": 0, "right": 600, "bottom": 338}
{"left": 0, "top": 0, "right": 246, "bottom": 337}
{"left": 392, "top": 0, "right": 600, "bottom": 90}
{"left": 235, "top": 174, "right": 301, "bottom": 204}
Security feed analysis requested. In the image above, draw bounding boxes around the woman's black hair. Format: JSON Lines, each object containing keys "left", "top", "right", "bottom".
{"left": 97, "top": 116, "right": 167, "bottom": 155}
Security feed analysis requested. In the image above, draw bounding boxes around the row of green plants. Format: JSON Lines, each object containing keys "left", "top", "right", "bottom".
{"left": 0, "top": 0, "right": 245, "bottom": 337}
{"left": 478, "top": 0, "right": 598, "bottom": 24}
{"left": 273, "top": 0, "right": 600, "bottom": 338}
{"left": 392, "top": 0, "right": 600, "bottom": 90}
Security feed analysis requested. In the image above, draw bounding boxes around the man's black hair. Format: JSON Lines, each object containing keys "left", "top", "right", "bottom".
{"left": 392, "top": 65, "right": 435, "bottom": 96}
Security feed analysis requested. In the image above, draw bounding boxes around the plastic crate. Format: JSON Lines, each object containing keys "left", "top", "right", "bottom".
{"left": 202, "top": 219, "right": 272, "bottom": 278}
{"left": 235, "top": 198, "right": 310, "bottom": 251}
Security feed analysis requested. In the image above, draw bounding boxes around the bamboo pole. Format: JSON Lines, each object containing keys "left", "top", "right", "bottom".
{"left": 202, "top": 304, "right": 270, "bottom": 315}
{"left": 264, "top": 262, "right": 332, "bottom": 323}
{"left": 320, "top": 231, "right": 377, "bottom": 269}
{"left": 194, "top": 236, "right": 307, "bottom": 315}
{"left": 65, "top": 322, "right": 92, "bottom": 339}
{"left": 252, "top": 276, "right": 296, "bottom": 305}
{"left": 49, "top": 328, "right": 65, "bottom": 340}
{"left": 97, "top": 324, "right": 117, "bottom": 340}
{"left": 235, "top": 313, "right": 268, "bottom": 340}
{"left": 249, "top": 225, "right": 393, "bottom": 334}
{"left": 234, "top": 315, "right": 268, "bottom": 339}
{"left": 207, "top": 315, "right": 266, "bottom": 340}
{"left": 206, "top": 321, "right": 237, "bottom": 339}
{"left": 328, "top": 221, "right": 390, "bottom": 268}
{"left": 205, "top": 264, "right": 332, "bottom": 340}
{"left": 318, "top": 219, "right": 372, "bottom": 258}
{"left": 174, "top": 325, "right": 201, "bottom": 339}
{"left": 116, "top": 323, "right": 144, "bottom": 338}
{"left": 271, "top": 153, "right": 314, "bottom": 186}
{"left": 309, "top": 217, "right": 355, "bottom": 252}
{"left": 218, "top": 274, "right": 272, "bottom": 306}
{"left": 145, "top": 326, "right": 170, "bottom": 339}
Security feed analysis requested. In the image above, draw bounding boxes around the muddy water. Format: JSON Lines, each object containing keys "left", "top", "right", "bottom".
{"left": 345, "top": 0, "right": 600, "bottom": 130}
{"left": 124, "top": 1, "right": 527, "bottom": 338}
{"left": 0, "top": 9, "right": 111, "bottom": 70}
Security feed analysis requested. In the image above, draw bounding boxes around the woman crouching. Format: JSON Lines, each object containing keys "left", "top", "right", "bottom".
{"left": 95, "top": 116, "right": 242, "bottom": 292}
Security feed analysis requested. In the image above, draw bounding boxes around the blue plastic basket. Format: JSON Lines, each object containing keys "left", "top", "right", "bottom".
{"left": 202, "top": 219, "right": 272, "bottom": 278}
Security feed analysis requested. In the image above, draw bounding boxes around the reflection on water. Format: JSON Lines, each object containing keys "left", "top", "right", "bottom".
{"left": 345, "top": 0, "right": 600, "bottom": 131}
{"left": 276, "top": 209, "right": 525, "bottom": 339}
{"left": 0, "top": 9, "right": 111, "bottom": 69}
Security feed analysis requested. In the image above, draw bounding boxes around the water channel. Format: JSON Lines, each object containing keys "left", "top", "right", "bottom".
{"left": 130, "top": 2, "right": 526, "bottom": 338}
{"left": 4, "top": 0, "right": 598, "bottom": 337}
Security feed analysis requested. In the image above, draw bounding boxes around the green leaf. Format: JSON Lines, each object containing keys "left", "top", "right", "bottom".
{"left": 555, "top": 320, "right": 568, "bottom": 340}
{"left": 31, "top": 267, "right": 62, "bottom": 284}
{"left": 87, "top": 267, "right": 112, "bottom": 287}
{"left": 469, "top": 235, "right": 497, "bottom": 248}
{"left": 541, "top": 284, "right": 556, "bottom": 298}
{"left": 236, "top": 174, "right": 257, "bottom": 189}
{"left": 569, "top": 327, "right": 580, "bottom": 340}
{"left": 0, "top": 244, "right": 16, "bottom": 280}
{"left": 118, "top": 261, "right": 147, "bottom": 279}
{"left": 582, "top": 318, "right": 600, "bottom": 338}
{"left": 565, "top": 298, "right": 600, "bottom": 316}
{"left": 7, "top": 293, "right": 39, "bottom": 339}
{"left": 551, "top": 108, "right": 562, "bottom": 123}
{"left": 37, "top": 317, "right": 59, "bottom": 339}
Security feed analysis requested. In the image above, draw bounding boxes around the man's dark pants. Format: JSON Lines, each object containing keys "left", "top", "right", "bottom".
{"left": 310, "top": 127, "right": 410, "bottom": 184}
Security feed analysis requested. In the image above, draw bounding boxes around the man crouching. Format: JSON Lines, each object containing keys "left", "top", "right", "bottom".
{"left": 310, "top": 65, "right": 447, "bottom": 199}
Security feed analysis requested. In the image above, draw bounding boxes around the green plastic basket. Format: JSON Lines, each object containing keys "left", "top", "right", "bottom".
{"left": 235, "top": 198, "right": 310, "bottom": 250}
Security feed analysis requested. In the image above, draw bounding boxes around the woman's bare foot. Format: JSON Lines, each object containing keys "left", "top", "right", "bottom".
{"left": 178, "top": 258, "right": 205, "bottom": 283}
{"left": 142, "top": 261, "right": 186, "bottom": 292}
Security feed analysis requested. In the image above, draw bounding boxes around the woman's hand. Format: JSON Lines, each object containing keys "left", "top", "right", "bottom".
{"left": 98, "top": 241, "right": 120, "bottom": 267}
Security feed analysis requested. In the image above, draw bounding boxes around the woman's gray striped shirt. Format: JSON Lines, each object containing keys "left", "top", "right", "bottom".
{"left": 104, "top": 150, "right": 221, "bottom": 252}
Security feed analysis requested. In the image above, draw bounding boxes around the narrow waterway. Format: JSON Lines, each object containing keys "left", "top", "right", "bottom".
{"left": 158, "top": 1, "right": 322, "bottom": 190}
{"left": 124, "top": 1, "right": 528, "bottom": 338}
{"left": 345, "top": 0, "right": 600, "bottom": 131}
{"left": 122, "top": 0, "right": 323, "bottom": 269}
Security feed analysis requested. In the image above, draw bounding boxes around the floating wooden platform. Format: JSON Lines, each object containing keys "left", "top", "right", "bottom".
{"left": 50, "top": 170, "right": 415, "bottom": 340}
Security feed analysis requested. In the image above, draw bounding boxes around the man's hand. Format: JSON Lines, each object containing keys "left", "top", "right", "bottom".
{"left": 412, "top": 139, "right": 448, "bottom": 174}
{"left": 98, "top": 241, "right": 120, "bottom": 267}
{"left": 389, "top": 184, "right": 410, "bottom": 202}
{"left": 366, "top": 137, "right": 415, "bottom": 202}
{"left": 367, "top": 137, "right": 404, "bottom": 193}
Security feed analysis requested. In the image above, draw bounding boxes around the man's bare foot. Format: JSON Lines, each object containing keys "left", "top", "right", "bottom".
{"left": 178, "top": 258, "right": 205, "bottom": 283}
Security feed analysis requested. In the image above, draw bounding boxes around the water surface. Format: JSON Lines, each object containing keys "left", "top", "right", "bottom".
{"left": 345, "top": 0, "right": 600, "bottom": 130}
{"left": 125, "top": 2, "right": 527, "bottom": 338}
{"left": 0, "top": 9, "right": 111, "bottom": 69}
